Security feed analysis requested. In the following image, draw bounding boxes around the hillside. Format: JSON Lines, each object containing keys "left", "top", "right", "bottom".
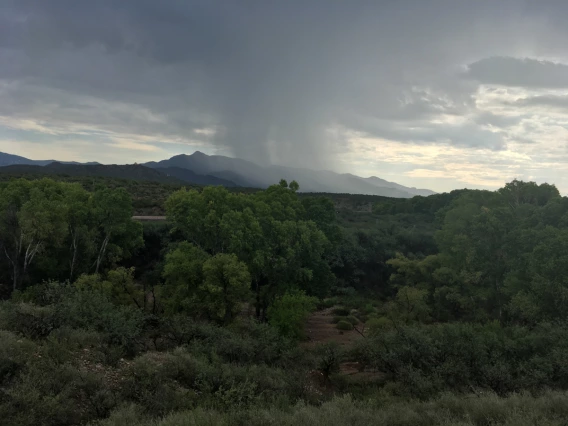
{"left": 0, "top": 152, "right": 100, "bottom": 167}
{"left": 145, "top": 152, "right": 435, "bottom": 198}
{"left": 155, "top": 166, "right": 239, "bottom": 187}
{"left": 0, "top": 152, "right": 54, "bottom": 167}
{"left": 0, "top": 162, "right": 183, "bottom": 184}
{"left": 0, "top": 162, "right": 243, "bottom": 188}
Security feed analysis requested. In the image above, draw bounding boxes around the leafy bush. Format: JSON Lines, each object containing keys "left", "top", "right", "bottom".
{"left": 13, "top": 281, "right": 71, "bottom": 306}
{"left": 331, "top": 315, "right": 347, "bottom": 324}
{"left": 96, "top": 391, "right": 568, "bottom": 426}
{"left": 336, "top": 320, "right": 354, "bottom": 331}
{"left": 0, "top": 362, "right": 115, "bottom": 426}
{"left": 366, "top": 316, "right": 393, "bottom": 336}
{"left": 351, "top": 322, "right": 568, "bottom": 398}
{"left": 316, "top": 343, "right": 342, "bottom": 379}
{"left": 0, "top": 301, "right": 58, "bottom": 339}
{"left": 332, "top": 307, "right": 350, "bottom": 316}
{"left": 55, "top": 288, "right": 144, "bottom": 354}
{"left": 268, "top": 289, "right": 317, "bottom": 339}
{"left": 346, "top": 315, "right": 359, "bottom": 325}
{"left": 0, "top": 331, "right": 36, "bottom": 386}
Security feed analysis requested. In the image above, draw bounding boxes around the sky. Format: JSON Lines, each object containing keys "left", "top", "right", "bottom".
{"left": 2, "top": 0, "right": 568, "bottom": 193}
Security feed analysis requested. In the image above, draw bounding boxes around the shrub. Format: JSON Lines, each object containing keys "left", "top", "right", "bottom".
{"left": 318, "top": 297, "right": 339, "bottom": 309}
{"left": 268, "top": 290, "right": 317, "bottom": 340}
{"left": 346, "top": 315, "right": 360, "bottom": 326}
{"left": 336, "top": 320, "right": 354, "bottom": 331}
{"left": 119, "top": 351, "right": 200, "bottom": 416}
{"left": 55, "top": 288, "right": 144, "bottom": 354}
{"left": 0, "top": 362, "right": 115, "bottom": 426}
{"left": 331, "top": 315, "right": 347, "bottom": 324}
{"left": 0, "top": 302, "right": 58, "bottom": 339}
{"left": 0, "top": 331, "right": 36, "bottom": 385}
{"left": 351, "top": 322, "right": 568, "bottom": 397}
{"left": 14, "top": 281, "right": 71, "bottom": 306}
{"left": 316, "top": 343, "right": 342, "bottom": 378}
{"left": 332, "top": 307, "right": 350, "bottom": 316}
{"left": 366, "top": 316, "right": 393, "bottom": 336}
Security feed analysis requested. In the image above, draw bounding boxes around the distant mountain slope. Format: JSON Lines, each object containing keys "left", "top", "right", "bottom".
{"left": 354, "top": 175, "right": 436, "bottom": 197}
{"left": 0, "top": 150, "right": 435, "bottom": 197}
{"left": 155, "top": 167, "right": 239, "bottom": 187}
{"left": 0, "top": 152, "right": 52, "bottom": 167}
{"left": 0, "top": 163, "right": 182, "bottom": 184}
{"left": 0, "top": 152, "right": 100, "bottom": 167}
{"left": 146, "top": 151, "right": 267, "bottom": 187}
{"left": 0, "top": 162, "right": 240, "bottom": 187}
{"left": 145, "top": 152, "right": 435, "bottom": 198}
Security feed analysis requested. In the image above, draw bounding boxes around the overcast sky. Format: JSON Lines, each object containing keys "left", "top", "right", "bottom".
{"left": 3, "top": 1, "right": 568, "bottom": 193}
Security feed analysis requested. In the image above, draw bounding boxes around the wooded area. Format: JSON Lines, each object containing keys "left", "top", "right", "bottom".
{"left": 1, "top": 175, "right": 568, "bottom": 425}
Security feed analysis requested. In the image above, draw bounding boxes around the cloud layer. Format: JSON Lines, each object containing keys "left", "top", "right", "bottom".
{"left": 3, "top": 0, "right": 568, "bottom": 192}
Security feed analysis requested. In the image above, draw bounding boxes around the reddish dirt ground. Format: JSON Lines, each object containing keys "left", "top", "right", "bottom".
{"left": 302, "top": 307, "right": 364, "bottom": 349}
{"left": 302, "top": 308, "right": 384, "bottom": 380}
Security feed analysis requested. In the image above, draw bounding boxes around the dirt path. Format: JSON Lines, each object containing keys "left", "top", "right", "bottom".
{"left": 302, "top": 307, "right": 363, "bottom": 349}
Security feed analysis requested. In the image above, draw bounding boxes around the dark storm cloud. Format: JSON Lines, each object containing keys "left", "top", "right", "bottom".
{"left": 3, "top": 0, "right": 568, "bottom": 173}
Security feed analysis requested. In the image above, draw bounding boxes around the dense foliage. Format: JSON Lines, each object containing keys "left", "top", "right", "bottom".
{"left": 1, "top": 175, "right": 568, "bottom": 425}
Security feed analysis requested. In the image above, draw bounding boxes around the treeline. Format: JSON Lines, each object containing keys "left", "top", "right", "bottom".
{"left": 0, "top": 179, "right": 142, "bottom": 297}
{"left": 0, "top": 178, "right": 340, "bottom": 333}
{"left": 0, "top": 173, "right": 189, "bottom": 216}
{"left": 378, "top": 179, "right": 566, "bottom": 325}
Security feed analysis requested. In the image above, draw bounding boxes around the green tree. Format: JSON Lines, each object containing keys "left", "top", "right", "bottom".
{"left": 201, "top": 253, "right": 251, "bottom": 324}
{"left": 0, "top": 179, "right": 68, "bottom": 290}
{"left": 75, "top": 267, "right": 143, "bottom": 309}
{"left": 63, "top": 183, "right": 94, "bottom": 281}
{"left": 90, "top": 187, "right": 143, "bottom": 274}
{"left": 162, "top": 242, "right": 210, "bottom": 314}
{"left": 165, "top": 182, "right": 336, "bottom": 320}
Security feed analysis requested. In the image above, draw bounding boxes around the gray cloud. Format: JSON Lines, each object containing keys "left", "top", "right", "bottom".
{"left": 2, "top": 0, "right": 568, "bottom": 189}
{"left": 513, "top": 95, "right": 568, "bottom": 109}
{"left": 472, "top": 111, "right": 523, "bottom": 129}
{"left": 465, "top": 57, "right": 568, "bottom": 88}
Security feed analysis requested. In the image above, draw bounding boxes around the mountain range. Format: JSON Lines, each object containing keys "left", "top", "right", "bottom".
{"left": 0, "top": 151, "right": 435, "bottom": 198}
{"left": 0, "top": 151, "right": 100, "bottom": 167}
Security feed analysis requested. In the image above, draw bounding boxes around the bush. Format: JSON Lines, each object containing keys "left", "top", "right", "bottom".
{"left": 268, "top": 290, "right": 317, "bottom": 340}
{"left": 351, "top": 322, "right": 568, "bottom": 398}
{"left": 55, "top": 288, "right": 144, "bottom": 354}
{"left": 346, "top": 315, "right": 360, "bottom": 326}
{"left": 0, "top": 331, "right": 37, "bottom": 385}
{"left": 316, "top": 343, "right": 342, "bottom": 378}
{"left": 0, "top": 362, "right": 115, "bottom": 426}
{"left": 336, "top": 320, "right": 354, "bottom": 331}
{"left": 97, "top": 391, "right": 568, "bottom": 426}
{"left": 331, "top": 315, "right": 347, "bottom": 324}
{"left": 332, "top": 307, "right": 350, "bottom": 316}
{"left": 0, "top": 302, "right": 58, "bottom": 339}
{"left": 14, "top": 281, "right": 71, "bottom": 306}
{"left": 366, "top": 316, "right": 393, "bottom": 336}
{"left": 318, "top": 297, "right": 339, "bottom": 309}
{"left": 120, "top": 351, "right": 200, "bottom": 416}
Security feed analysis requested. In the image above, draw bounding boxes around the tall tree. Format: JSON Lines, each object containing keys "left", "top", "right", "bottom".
{"left": 0, "top": 179, "right": 68, "bottom": 290}
{"left": 90, "top": 187, "right": 143, "bottom": 274}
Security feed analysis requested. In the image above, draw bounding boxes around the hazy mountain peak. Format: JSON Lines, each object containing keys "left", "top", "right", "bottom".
{"left": 145, "top": 152, "right": 435, "bottom": 197}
